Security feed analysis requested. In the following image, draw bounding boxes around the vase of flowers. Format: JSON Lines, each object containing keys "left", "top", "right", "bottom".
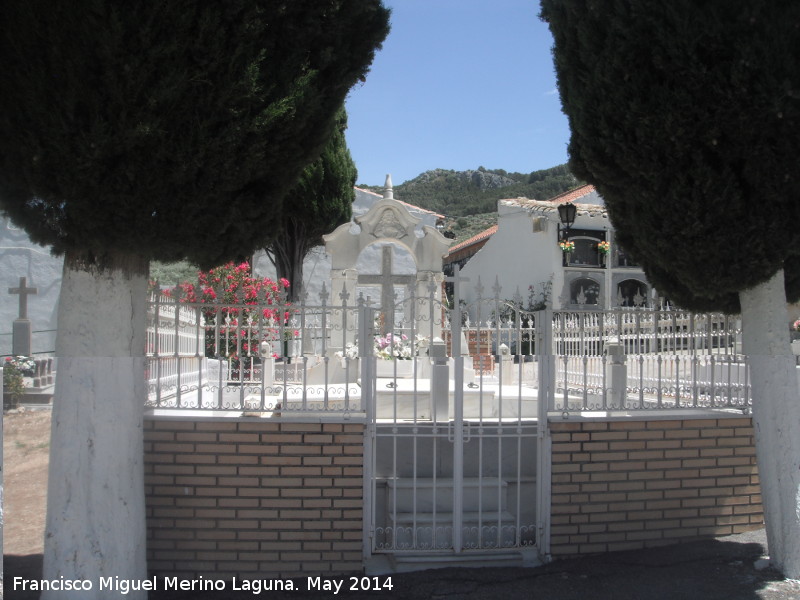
{"left": 559, "top": 239, "right": 575, "bottom": 265}
{"left": 792, "top": 320, "right": 800, "bottom": 355}
{"left": 597, "top": 240, "right": 610, "bottom": 267}
{"left": 374, "top": 332, "right": 429, "bottom": 377}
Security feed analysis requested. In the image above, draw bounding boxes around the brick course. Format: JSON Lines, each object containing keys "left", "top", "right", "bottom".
{"left": 549, "top": 417, "right": 762, "bottom": 556}
{"left": 144, "top": 417, "right": 364, "bottom": 579}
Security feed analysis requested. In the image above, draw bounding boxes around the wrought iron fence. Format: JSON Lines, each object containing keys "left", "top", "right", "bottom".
{"left": 548, "top": 308, "right": 751, "bottom": 414}
{"left": 145, "top": 287, "right": 363, "bottom": 413}
{"left": 145, "top": 286, "right": 752, "bottom": 416}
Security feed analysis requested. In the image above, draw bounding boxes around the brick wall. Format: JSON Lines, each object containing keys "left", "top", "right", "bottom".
{"left": 549, "top": 417, "right": 762, "bottom": 556}
{"left": 143, "top": 417, "right": 365, "bottom": 578}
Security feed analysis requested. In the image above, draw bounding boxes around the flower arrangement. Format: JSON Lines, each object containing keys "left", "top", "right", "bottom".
{"left": 597, "top": 240, "right": 610, "bottom": 255}
{"left": 559, "top": 240, "right": 575, "bottom": 253}
{"left": 5, "top": 355, "right": 36, "bottom": 376}
{"left": 793, "top": 319, "right": 800, "bottom": 333}
{"left": 374, "top": 333, "right": 414, "bottom": 360}
{"left": 335, "top": 333, "right": 430, "bottom": 361}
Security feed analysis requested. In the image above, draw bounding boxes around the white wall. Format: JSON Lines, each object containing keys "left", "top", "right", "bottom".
{"left": 459, "top": 205, "right": 559, "bottom": 318}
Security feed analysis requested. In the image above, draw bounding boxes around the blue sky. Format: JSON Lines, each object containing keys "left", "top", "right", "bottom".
{"left": 345, "top": 0, "right": 571, "bottom": 187}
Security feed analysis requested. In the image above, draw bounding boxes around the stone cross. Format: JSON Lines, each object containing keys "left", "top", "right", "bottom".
{"left": 10, "top": 276, "right": 37, "bottom": 319}
{"left": 9, "top": 276, "right": 38, "bottom": 356}
{"left": 358, "top": 246, "right": 415, "bottom": 333}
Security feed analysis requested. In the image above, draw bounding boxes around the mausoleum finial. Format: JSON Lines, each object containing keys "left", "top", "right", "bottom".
{"left": 384, "top": 174, "right": 393, "bottom": 199}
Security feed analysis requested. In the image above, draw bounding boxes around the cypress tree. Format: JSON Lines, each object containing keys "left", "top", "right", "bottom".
{"left": 542, "top": 0, "right": 800, "bottom": 576}
{"left": 266, "top": 108, "right": 357, "bottom": 301}
{"left": 0, "top": 1, "right": 389, "bottom": 594}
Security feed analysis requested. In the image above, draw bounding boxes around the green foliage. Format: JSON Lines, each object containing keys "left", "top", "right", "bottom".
{"left": 266, "top": 109, "right": 356, "bottom": 299}
{"left": 3, "top": 360, "right": 26, "bottom": 404}
{"left": 150, "top": 260, "right": 199, "bottom": 287}
{"left": 360, "top": 164, "right": 580, "bottom": 218}
{"left": 541, "top": 0, "right": 800, "bottom": 312}
{"left": 449, "top": 213, "right": 499, "bottom": 245}
{"left": 0, "top": 1, "right": 390, "bottom": 270}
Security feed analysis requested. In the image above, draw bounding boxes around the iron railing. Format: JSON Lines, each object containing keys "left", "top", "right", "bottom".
{"left": 145, "top": 288, "right": 752, "bottom": 416}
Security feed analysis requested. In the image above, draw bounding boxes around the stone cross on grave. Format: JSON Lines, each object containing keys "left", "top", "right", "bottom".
{"left": 9, "top": 276, "right": 38, "bottom": 356}
{"left": 358, "top": 246, "right": 415, "bottom": 334}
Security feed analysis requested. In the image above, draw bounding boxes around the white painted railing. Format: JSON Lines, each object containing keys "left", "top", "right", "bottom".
{"left": 145, "top": 289, "right": 752, "bottom": 415}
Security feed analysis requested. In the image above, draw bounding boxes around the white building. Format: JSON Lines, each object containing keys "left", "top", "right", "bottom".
{"left": 446, "top": 185, "right": 653, "bottom": 314}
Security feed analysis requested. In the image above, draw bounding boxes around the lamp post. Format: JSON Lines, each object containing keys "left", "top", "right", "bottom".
{"left": 557, "top": 202, "right": 577, "bottom": 242}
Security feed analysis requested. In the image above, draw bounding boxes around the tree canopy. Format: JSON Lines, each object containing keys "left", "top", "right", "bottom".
{"left": 267, "top": 108, "right": 357, "bottom": 299}
{"left": 541, "top": 0, "right": 800, "bottom": 312}
{"left": 0, "top": 0, "right": 390, "bottom": 270}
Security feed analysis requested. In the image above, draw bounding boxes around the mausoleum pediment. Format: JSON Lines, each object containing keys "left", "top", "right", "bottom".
{"left": 323, "top": 174, "right": 451, "bottom": 272}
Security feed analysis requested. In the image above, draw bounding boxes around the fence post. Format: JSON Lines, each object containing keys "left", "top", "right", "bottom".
{"left": 430, "top": 338, "right": 449, "bottom": 422}
{"left": 358, "top": 303, "right": 374, "bottom": 412}
{"left": 536, "top": 308, "right": 554, "bottom": 560}
{"left": 359, "top": 301, "right": 376, "bottom": 563}
{"left": 259, "top": 342, "right": 275, "bottom": 389}
{"left": 605, "top": 338, "right": 627, "bottom": 410}
{"left": 536, "top": 308, "right": 554, "bottom": 413}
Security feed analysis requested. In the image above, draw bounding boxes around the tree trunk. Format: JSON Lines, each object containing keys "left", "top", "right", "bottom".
{"left": 739, "top": 268, "right": 800, "bottom": 578}
{"left": 271, "top": 220, "right": 311, "bottom": 303}
{"left": 42, "top": 250, "right": 149, "bottom": 599}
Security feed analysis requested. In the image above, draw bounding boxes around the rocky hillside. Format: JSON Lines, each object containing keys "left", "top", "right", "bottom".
{"left": 360, "top": 163, "right": 580, "bottom": 218}
{"left": 409, "top": 168, "right": 519, "bottom": 191}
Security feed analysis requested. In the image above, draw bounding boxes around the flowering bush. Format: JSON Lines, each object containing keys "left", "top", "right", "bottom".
{"left": 559, "top": 240, "right": 575, "bottom": 253}
{"left": 597, "top": 240, "right": 610, "bottom": 255}
{"left": 164, "top": 261, "right": 294, "bottom": 361}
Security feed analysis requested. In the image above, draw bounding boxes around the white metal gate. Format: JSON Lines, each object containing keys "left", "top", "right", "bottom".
{"left": 363, "top": 269, "right": 546, "bottom": 565}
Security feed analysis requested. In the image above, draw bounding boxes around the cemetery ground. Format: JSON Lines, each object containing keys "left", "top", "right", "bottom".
{"left": 3, "top": 409, "right": 799, "bottom": 600}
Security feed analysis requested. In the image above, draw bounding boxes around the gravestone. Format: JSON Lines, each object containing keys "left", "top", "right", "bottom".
{"left": 323, "top": 175, "right": 451, "bottom": 356}
{"left": 8, "top": 276, "right": 37, "bottom": 356}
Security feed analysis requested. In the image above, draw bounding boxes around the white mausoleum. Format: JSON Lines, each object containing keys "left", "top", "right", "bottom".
{"left": 446, "top": 185, "right": 654, "bottom": 314}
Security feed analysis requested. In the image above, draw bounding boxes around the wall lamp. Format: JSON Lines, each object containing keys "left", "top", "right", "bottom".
{"left": 557, "top": 202, "right": 577, "bottom": 242}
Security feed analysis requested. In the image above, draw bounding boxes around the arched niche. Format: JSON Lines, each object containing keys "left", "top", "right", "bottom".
{"left": 616, "top": 278, "right": 649, "bottom": 307}
{"left": 570, "top": 277, "right": 601, "bottom": 306}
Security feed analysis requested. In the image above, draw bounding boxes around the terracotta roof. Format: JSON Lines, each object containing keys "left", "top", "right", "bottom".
{"left": 446, "top": 224, "right": 498, "bottom": 255}
{"left": 499, "top": 184, "right": 607, "bottom": 218}
{"left": 545, "top": 184, "right": 596, "bottom": 204}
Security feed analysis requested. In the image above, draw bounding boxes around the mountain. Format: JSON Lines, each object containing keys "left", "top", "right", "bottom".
{"left": 359, "top": 164, "right": 581, "bottom": 218}
{"left": 358, "top": 163, "right": 582, "bottom": 244}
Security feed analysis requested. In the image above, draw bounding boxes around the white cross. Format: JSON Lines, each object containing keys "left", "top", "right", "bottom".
{"left": 358, "top": 246, "right": 416, "bottom": 332}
